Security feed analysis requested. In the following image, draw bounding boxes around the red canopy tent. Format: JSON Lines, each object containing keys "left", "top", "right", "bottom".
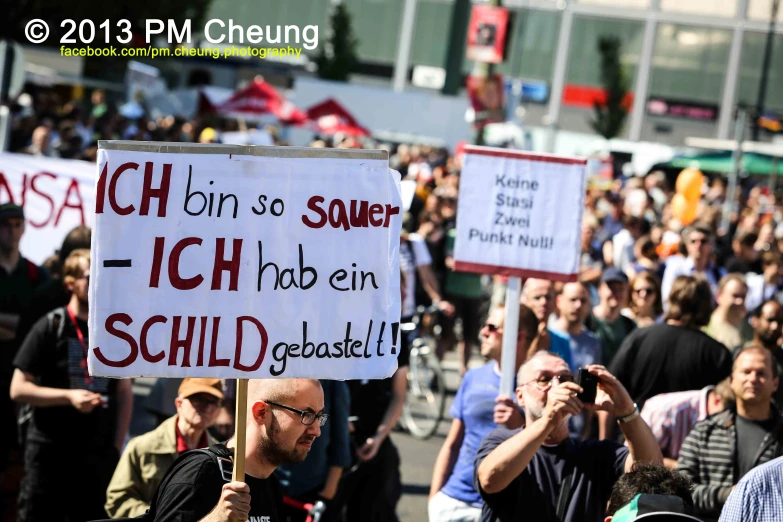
{"left": 216, "top": 78, "right": 307, "bottom": 125}
{"left": 306, "top": 98, "right": 370, "bottom": 137}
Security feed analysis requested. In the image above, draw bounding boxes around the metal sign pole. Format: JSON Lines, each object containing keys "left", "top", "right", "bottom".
{"left": 500, "top": 276, "right": 521, "bottom": 398}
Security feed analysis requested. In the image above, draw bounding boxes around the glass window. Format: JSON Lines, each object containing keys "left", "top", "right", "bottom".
{"left": 204, "top": 0, "right": 330, "bottom": 47}
{"left": 461, "top": 8, "right": 561, "bottom": 82}
{"left": 566, "top": 16, "right": 645, "bottom": 89}
{"left": 748, "top": 0, "right": 783, "bottom": 23}
{"left": 578, "top": 0, "right": 650, "bottom": 8}
{"left": 345, "top": 0, "right": 404, "bottom": 64}
{"left": 736, "top": 31, "right": 783, "bottom": 111}
{"left": 410, "top": 0, "right": 454, "bottom": 67}
{"left": 648, "top": 24, "right": 732, "bottom": 104}
{"left": 660, "top": 0, "right": 737, "bottom": 18}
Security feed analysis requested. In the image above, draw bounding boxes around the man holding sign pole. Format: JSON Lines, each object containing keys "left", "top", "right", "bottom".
{"left": 151, "top": 378, "right": 325, "bottom": 522}
{"left": 85, "top": 142, "right": 403, "bottom": 522}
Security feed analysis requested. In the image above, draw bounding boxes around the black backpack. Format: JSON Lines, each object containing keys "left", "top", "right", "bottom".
{"left": 91, "top": 443, "right": 233, "bottom": 522}
{"left": 17, "top": 308, "right": 68, "bottom": 447}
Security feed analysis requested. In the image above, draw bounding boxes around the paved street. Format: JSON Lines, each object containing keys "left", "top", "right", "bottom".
{"left": 130, "top": 352, "right": 484, "bottom": 522}
{"left": 395, "top": 353, "right": 478, "bottom": 522}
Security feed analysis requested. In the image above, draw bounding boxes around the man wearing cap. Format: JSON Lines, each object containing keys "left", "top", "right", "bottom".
{"left": 0, "top": 202, "right": 49, "bottom": 502}
{"left": 105, "top": 378, "right": 224, "bottom": 518}
{"left": 586, "top": 268, "right": 636, "bottom": 366}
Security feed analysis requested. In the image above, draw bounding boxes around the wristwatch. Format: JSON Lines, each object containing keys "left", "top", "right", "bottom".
{"left": 617, "top": 404, "right": 640, "bottom": 424}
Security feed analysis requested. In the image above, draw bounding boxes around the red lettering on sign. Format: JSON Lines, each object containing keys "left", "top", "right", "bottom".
{"left": 140, "top": 315, "right": 167, "bottom": 362}
{"left": 168, "top": 237, "right": 204, "bottom": 290}
{"left": 301, "top": 196, "right": 400, "bottom": 231}
{"left": 234, "top": 316, "right": 268, "bottom": 371}
{"left": 94, "top": 313, "right": 139, "bottom": 368}
{"left": 28, "top": 173, "right": 57, "bottom": 228}
{"left": 140, "top": 162, "right": 172, "bottom": 217}
{"left": 211, "top": 238, "right": 242, "bottom": 291}
{"left": 54, "top": 178, "right": 86, "bottom": 227}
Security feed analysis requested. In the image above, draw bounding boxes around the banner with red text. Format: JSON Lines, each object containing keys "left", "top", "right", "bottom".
{"left": 0, "top": 153, "right": 96, "bottom": 264}
{"left": 89, "top": 142, "right": 402, "bottom": 380}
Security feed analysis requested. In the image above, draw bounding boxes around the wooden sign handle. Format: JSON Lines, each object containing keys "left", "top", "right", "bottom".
{"left": 232, "top": 378, "right": 248, "bottom": 482}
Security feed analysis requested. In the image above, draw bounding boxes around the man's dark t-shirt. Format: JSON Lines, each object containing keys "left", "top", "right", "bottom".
{"left": 13, "top": 308, "right": 117, "bottom": 446}
{"left": 725, "top": 256, "right": 762, "bottom": 276}
{"left": 474, "top": 427, "right": 628, "bottom": 522}
{"left": 735, "top": 415, "right": 777, "bottom": 479}
{"left": 153, "top": 449, "right": 284, "bottom": 522}
{"left": 609, "top": 324, "right": 733, "bottom": 408}
{"left": 0, "top": 257, "right": 49, "bottom": 379}
{"left": 348, "top": 335, "right": 410, "bottom": 440}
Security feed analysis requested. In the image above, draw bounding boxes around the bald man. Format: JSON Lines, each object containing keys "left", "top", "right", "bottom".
{"left": 151, "top": 378, "right": 326, "bottom": 522}
{"left": 521, "top": 278, "right": 574, "bottom": 370}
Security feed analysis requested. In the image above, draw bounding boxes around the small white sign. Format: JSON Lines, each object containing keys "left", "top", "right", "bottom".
{"left": 411, "top": 65, "right": 446, "bottom": 90}
{"left": 453, "top": 146, "right": 586, "bottom": 281}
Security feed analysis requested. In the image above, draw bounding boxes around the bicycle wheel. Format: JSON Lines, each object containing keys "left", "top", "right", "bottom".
{"left": 402, "top": 339, "right": 446, "bottom": 440}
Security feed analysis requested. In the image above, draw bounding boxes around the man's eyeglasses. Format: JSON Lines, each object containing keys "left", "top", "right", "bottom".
{"left": 521, "top": 373, "right": 575, "bottom": 389}
{"left": 265, "top": 400, "right": 329, "bottom": 427}
{"left": 187, "top": 395, "right": 221, "bottom": 410}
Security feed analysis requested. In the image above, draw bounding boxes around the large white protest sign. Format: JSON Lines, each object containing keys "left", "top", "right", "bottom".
{"left": 0, "top": 153, "right": 96, "bottom": 264}
{"left": 89, "top": 142, "right": 402, "bottom": 380}
{"left": 454, "top": 146, "right": 587, "bottom": 282}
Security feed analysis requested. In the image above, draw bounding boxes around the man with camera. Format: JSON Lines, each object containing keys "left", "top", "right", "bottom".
{"left": 474, "top": 351, "right": 662, "bottom": 522}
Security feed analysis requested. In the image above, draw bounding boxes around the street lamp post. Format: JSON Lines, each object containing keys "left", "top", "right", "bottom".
{"left": 753, "top": 0, "right": 780, "bottom": 141}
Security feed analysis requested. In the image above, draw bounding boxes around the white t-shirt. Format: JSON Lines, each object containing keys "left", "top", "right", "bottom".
{"left": 400, "top": 233, "right": 432, "bottom": 318}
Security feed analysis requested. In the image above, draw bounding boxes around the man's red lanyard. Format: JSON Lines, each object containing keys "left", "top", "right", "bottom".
{"left": 66, "top": 304, "right": 92, "bottom": 385}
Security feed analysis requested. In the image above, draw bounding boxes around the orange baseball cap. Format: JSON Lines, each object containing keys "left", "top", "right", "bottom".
{"left": 178, "top": 378, "right": 224, "bottom": 400}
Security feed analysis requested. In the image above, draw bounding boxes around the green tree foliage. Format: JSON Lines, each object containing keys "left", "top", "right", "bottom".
{"left": 315, "top": 2, "right": 359, "bottom": 82}
{"left": 590, "top": 35, "right": 630, "bottom": 140}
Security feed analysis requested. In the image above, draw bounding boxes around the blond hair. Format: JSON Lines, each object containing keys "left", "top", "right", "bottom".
{"left": 62, "top": 249, "right": 90, "bottom": 286}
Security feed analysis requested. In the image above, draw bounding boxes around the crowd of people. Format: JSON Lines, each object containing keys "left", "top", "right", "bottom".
{"left": 3, "top": 86, "right": 783, "bottom": 522}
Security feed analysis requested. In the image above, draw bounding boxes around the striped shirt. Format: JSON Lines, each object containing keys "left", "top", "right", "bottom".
{"left": 719, "top": 456, "right": 783, "bottom": 522}
{"left": 639, "top": 386, "right": 713, "bottom": 460}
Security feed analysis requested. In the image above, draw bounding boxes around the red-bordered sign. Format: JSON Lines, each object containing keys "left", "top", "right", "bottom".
{"left": 466, "top": 5, "right": 509, "bottom": 64}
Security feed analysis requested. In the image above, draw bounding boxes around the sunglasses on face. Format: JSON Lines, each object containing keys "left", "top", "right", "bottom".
{"left": 633, "top": 287, "right": 654, "bottom": 296}
{"left": 483, "top": 323, "right": 501, "bottom": 333}
{"left": 187, "top": 395, "right": 221, "bottom": 410}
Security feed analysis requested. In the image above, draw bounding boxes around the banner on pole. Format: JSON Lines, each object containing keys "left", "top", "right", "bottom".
{"left": 89, "top": 142, "right": 402, "bottom": 380}
{"left": 453, "top": 146, "right": 586, "bottom": 282}
{"left": 0, "top": 153, "right": 96, "bottom": 264}
{"left": 465, "top": 5, "right": 510, "bottom": 64}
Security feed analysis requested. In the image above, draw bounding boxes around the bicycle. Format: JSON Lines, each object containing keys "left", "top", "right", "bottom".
{"left": 282, "top": 496, "right": 326, "bottom": 522}
{"left": 400, "top": 305, "right": 447, "bottom": 440}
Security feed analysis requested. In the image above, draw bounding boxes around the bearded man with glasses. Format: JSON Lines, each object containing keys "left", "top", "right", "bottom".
{"left": 475, "top": 351, "right": 662, "bottom": 522}
{"left": 150, "top": 378, "right": 325, "bottom": 522}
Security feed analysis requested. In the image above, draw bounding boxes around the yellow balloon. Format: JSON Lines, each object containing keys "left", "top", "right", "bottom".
{"left": 671, "top": 193, "right": 698, "bottom": 225}
{"left": 676, "top": 168, "right": 704, "bottom": 202}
